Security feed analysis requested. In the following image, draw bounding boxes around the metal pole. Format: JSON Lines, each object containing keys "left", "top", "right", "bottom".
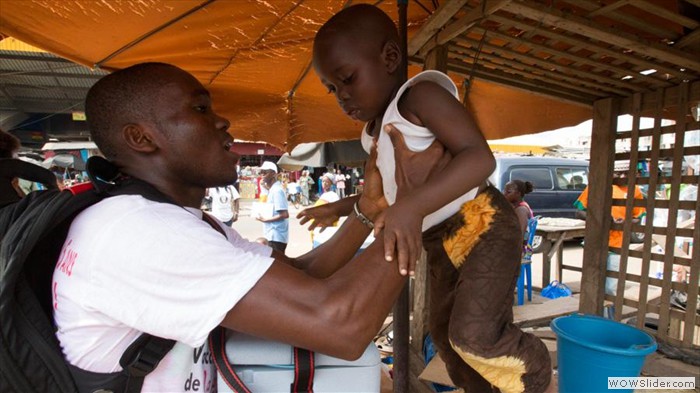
{"left": 393, "top": 2, "right": 410, "bottom": 392}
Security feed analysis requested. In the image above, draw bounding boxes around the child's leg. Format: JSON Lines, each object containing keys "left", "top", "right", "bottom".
{"left": 423, "top": 234, "right": 495, "bottom": 391}
{"left": 441, "top": 188, "right": 552, "bottom": 393}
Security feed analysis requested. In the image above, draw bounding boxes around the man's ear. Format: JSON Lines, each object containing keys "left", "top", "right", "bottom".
{"left": 382, "top": 40, "right": 402, "bottom": 73}
{"left": 122, "top": 123, "right": 158, "bottom": 153}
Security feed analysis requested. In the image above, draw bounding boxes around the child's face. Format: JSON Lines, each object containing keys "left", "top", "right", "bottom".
{"left": 313, "top": 34, "right": 398, "bottom": 122}
{"left": 503, "top": 183, "right": 520, "bottom": 203}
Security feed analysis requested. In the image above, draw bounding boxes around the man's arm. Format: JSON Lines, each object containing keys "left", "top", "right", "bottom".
{"left": 222, "top": 134, "right": 449, "bottom": 359}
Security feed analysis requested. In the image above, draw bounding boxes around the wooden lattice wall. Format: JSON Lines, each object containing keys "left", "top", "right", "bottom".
{"left": 580, "top": 80, "right": 700, "bottom": 348}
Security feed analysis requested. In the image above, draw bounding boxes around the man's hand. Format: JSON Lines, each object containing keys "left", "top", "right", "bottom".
{"left": 375, "top": 124, "right": 451, "bottom": 276}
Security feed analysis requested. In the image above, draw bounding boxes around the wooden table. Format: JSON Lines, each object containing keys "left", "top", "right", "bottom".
{"left": 536, "top": 222, "right": 586, "bottom": 286}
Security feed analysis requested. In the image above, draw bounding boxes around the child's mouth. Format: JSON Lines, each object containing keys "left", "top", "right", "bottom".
{"left": 346, "top": 109, "right": 359, "bottom": 119}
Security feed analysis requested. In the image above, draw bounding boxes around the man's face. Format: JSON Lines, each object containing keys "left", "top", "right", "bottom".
{"left": 146, "top": 68, "right": 239, "bottom": 188}
{"left": 261, "top": 169, "right": 276, "bottom": 186}
{"left": 313, "top": 34, "right": 396, "bottom": 122}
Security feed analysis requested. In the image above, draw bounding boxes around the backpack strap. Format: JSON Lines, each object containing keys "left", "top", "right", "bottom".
{"left": 120, "top": 334, "right": 177, "bottom": 393}
{"left": 210, "top": 326, "right": 316, "bottom": 393}
{"left": 66, "top": 334, "right": 176, "bottom": 393}
{"left": 210, "top": 326, "right": 252, "bottom": 393}
{"left": 291, "top": 346, "right": 315, "bottom": 393}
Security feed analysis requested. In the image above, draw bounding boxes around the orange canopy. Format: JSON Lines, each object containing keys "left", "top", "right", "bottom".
{"left": 0, "top": 0, "right": 591, "bottom": 151}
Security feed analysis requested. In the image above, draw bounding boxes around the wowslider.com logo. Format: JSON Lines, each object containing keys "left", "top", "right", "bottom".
{"left": 608, "top": 377, "right": 696, "bottom": 390}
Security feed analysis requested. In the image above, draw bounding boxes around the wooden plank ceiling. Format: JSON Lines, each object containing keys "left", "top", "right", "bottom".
{"left": 407, "top": 0, "right": 700, "bottom": 105}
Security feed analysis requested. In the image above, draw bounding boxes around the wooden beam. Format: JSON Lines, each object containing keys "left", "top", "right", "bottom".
{"left": 501, "top": 1, "right": 700, "bottom": 72}
{"left": 567, "top": 0, "right": 678, "bottom": 42}
{"left": 452, "top": 36, "right": 634, "bottom": 96}
{"left": 632, "top": 0, "right": 699, "bottom": 30}
{"left": 450, "top": 55, "right": 612, "bottom": 101}
{"left": 675, "top": 27, "right": 700, "bottom": 49}
{"left": 446, "top": 61, "right": 598, "bottom": 104}
{"left": 468, "top": 27, "right": 653, "bottom": 92}
{"left": 619, "top": 80, "right": 700, "bottom": 113}
{"left": 487, "top": 14, "right": 685, "bottom": 80}
{"left": 423, "top": 45, "right": 448, "bottom": 71}
{"left": 656, "top": 83, "right": 690, "bottom": 344}
{"left": 579, "top": 97, "right": 619, "bottom": 315}
{"left": 587, "top": 0, "right": 633, "bottom": 17}
{"left": 434, "top": 0, "right": 511, "bottom": 46}
{"left": 407, "top": 0, "right": 468, "bottom": 56}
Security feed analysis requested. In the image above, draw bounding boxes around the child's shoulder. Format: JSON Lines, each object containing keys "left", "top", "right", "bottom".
{"left": 403, "top": 71, "right": 458, "bottom": 103}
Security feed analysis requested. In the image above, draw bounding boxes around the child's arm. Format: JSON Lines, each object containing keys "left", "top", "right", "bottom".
{"left": 378, "top": 81, "right": 495, "bottom": 275}
{"left": 297, "top": 195, "right": 358, "bottom": 231}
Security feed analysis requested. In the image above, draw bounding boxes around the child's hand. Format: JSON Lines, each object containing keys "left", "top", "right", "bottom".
{"left": 297, "top": 204, "right": 339, "bottom": 232}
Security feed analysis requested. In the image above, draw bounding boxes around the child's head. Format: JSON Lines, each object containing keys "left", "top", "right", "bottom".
{"left": 313, "top": 4, "right": 402, "bottom": 122}
{"left": 504, "top": 180, "right": 533, "bottom": 203}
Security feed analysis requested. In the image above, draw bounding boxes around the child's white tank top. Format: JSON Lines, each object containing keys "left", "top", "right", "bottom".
{"left": 360, "top": 70, "right": 478, "bottom": 231}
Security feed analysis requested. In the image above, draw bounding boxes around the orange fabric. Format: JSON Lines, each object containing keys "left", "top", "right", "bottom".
{"left": 576, "top": 185, "right": 645, "bottom": 248}
{"left": 0, "top": 1, "right": 592, "bottom": 151}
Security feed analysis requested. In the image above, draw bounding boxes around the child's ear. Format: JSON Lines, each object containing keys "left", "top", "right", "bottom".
{"left": 382, "top": 40, "right": 401, "bottom": 73}
{"left": 122, "top": 123, "right": 158, "bottom": 153}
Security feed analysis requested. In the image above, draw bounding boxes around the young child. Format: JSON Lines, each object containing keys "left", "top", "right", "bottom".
{"left": 310, "top": 5, "right": 551, "bottom": 392}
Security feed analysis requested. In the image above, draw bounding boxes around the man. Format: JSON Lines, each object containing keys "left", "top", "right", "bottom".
{"left": 206, "top": 183, "right": 240, "bottom": 226}
{"left": 51, "top": 62, "right": 447, "bottom": 391}
{"left": 256, "top": 161, "right": 289, "bottom": 252}
{"left": 574, "top": 161, "right": 645, "bottom": 296}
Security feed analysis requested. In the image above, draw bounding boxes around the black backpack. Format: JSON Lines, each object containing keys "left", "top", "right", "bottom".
{"left": 0, "top": 157, "right": 175, "bottom": 393}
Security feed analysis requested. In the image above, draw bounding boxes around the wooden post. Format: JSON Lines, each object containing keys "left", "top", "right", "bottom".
{"left": 579, "top": 97, "right": 618, "bottom": 315}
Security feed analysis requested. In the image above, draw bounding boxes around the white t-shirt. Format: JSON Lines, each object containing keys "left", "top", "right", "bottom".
{"left": 52, "top": 195, "right": 273, "bottom": 392}
{"left": 318, "top": 191, "right": 340, "bottom": 204}
{"left": 208, "top": 185, "right": 240, "bottom": 222}
{"left": 335, "top": 174, "right": 346, "bottom": 189}
{"left": 360, "top": 70, "right": 478, "bottom": 230}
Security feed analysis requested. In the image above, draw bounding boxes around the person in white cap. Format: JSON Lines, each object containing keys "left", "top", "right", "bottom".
{"left": 256, "top": 161, "right": 289, "bottom": 252}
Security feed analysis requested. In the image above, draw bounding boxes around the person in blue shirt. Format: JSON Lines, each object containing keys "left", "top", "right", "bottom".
{"left": 256, "top": 161, "right": 289, "bottom": 252}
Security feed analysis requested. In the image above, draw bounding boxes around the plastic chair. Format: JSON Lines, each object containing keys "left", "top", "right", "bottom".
{"left": 517, "top": 217, "right": 538, "bottom": 305}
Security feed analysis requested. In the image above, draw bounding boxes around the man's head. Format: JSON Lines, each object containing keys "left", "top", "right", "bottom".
{"left": 313, "top": 4, "right": 402, "bottom": 123}
{"left": 85, "top": 62, "right": 238, "bottom": 205}
{"left": 260, "top": 161, "right": 278, "bottom": 186}
{"left": 613, "top": 160, "right": 630, "bottom": 178}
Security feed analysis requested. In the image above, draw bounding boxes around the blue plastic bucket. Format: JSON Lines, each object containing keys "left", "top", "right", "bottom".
{"left": 551, "top": 314, "right": 657, "bottom": 393}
